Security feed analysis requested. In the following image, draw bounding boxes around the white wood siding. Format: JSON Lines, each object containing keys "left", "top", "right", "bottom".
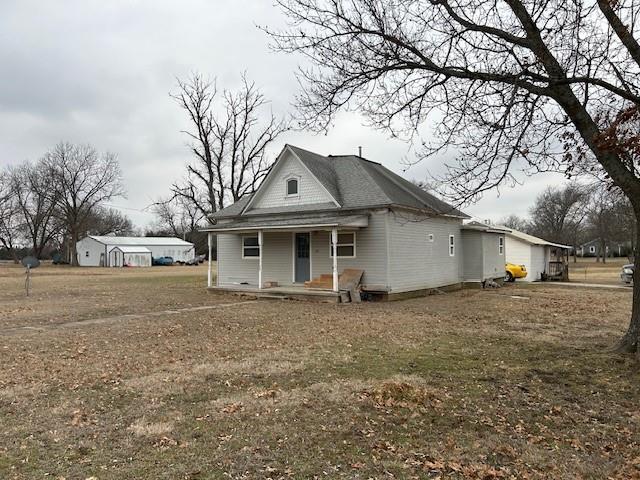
{"left": 249, "top": 151, "right": 333, "bottom": 210}
{"left": 262, "top": 232, "right": 294, "bottom": 285}
{"left": 215, "top": 210, "right": 477, "bottom": 292}
{"left": 482, "top": 233, "right": 505, "bottom": 280}
{"left": 461, "top": 230, "right": 483, "bottom": 281}
{"left": 311, "top": 211, "right": 389, "bottom": 288}
{"left": 217, "top": 233, "right": 259, "bottom": 285}
{"left": 387, "top": 213, "right": 463, "bottom": 292}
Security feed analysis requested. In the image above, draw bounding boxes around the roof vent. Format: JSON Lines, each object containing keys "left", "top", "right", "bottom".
{"left": 358, "top": 146, "right": 362, "bottom": 157}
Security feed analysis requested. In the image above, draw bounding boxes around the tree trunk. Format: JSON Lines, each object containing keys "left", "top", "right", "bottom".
{"left": 70, "top": 231, "right": 79, "bottom": 267}
{"left": 615, "top": 207, "right": 640, "bottom": 357}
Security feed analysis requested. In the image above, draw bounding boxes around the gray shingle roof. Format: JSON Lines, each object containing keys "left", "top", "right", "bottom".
{"left": 211, "top": 145, "right": 468, "bottom": 219}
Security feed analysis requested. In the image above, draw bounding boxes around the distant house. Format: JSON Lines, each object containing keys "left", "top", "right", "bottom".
{"left": 76, "top": 236, "right": 195, "bottom": 267}
{"left": 578, "top": 239, "right": 631, "bottom": 258}
{"left": 201, "top": 145, "right": 507, "bottom": 299}
{"left": 502, "top": 228, "right": 570, "bottom": 281}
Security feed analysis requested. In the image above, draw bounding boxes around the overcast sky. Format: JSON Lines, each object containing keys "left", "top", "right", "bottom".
{"left": 0, "top": 0, "right": 568, "bottom": 228}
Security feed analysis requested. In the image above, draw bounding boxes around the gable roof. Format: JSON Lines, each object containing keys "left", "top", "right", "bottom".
{"left": 499, "top": 228, "right": 571, "bottom": 249}
{"left": 213, "top": 145, "right": 467, "bottom": 219}
{"left": 89, "top": 236, "right": 194, "bottom": 247}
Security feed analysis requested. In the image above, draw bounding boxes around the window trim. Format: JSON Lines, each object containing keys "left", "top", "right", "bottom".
{"left": 449, "top": 234, "right": 455, "bottom": 257}
{"left": 329, "top": 231, "right": 356, "bottom": 258}
{"left": 285, "top": 176, "right": 300, "bottom": 197}
{"left": 498, "top": 236, "right": 504, "bottom": 255}
{"left": 242, "top": 235, "right": 261, "bottom": 260}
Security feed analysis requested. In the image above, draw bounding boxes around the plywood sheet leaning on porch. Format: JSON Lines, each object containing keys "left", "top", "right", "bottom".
{"left": 339, "top": 268, "right": 364, "bottom": 303}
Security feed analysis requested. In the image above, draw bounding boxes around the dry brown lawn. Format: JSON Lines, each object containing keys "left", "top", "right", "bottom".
{"left": 568, "top": 257, "right": 630, "bottom": 285}
{"left": 1, "top": 264, "right": 639, "bottom": 479}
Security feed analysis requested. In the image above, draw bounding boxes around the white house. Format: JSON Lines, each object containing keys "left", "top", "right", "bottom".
{"left": 201, "top": 145, "right": 507, "bottom": 300}
{"left": 502, "top": 228, "right": 570, "bottom": 281}
{"left": 76, "top": 236, "right": 195, "bottom": 267}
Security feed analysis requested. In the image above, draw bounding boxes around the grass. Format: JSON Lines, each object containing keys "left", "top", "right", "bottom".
{"left": 569, "top": 257, "right": 630, "bottom": 285}
{"left": 1, "top": 264, "right": 639, "bottom": 478}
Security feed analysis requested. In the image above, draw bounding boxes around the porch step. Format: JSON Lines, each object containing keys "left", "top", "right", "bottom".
{"left": 304, "top": 273, "right": 340, "bottom": 289}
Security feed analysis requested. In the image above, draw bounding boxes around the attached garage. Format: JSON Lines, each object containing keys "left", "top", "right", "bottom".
{"left": 503, "top": 229, "right": 570, "bottom": 281}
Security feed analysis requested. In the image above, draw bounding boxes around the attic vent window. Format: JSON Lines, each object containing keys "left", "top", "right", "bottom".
{"left": 286, "top": 178, "right": 299, "bottom": 196}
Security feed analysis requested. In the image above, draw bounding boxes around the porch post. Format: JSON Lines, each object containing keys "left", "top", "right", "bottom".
{"left": 207, "top": 232, "right": 212, "bottom": 288}
{"left": 331, "top": 228, "right": 338, "bottom": 292}
{"left": 258, "top": 230, "right": 264, "bottom": 289}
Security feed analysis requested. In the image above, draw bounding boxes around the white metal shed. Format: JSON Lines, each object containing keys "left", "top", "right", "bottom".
{"left": 109, "top": 246, "right": 152, "bottom": 267}
{"left": 76, "top": 236, "right": 195, "bottom": 267}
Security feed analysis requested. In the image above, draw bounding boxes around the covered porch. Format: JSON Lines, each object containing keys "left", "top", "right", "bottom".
{"left": 204, "top": 214, "right": 369, "bottom": 293}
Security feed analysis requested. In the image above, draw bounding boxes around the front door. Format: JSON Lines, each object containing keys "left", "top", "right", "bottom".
{"left": 295, "top": 233, "right": 311, "bottom": 283}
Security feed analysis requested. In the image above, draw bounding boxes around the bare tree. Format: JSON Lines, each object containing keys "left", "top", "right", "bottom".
{"left": 44, "top": 142, "right": 125, "bottom": 266}
{"left": 0, "top": 170, "right": 22, "bottom": 262}
{"left": 499, "top": 214, "right": 530, "bottom": 233}
{"left": 9, "top": 161, "right": 61, "bottom": 259}
{"left": 172, "top": 72, "right": 289, "bottom": 216}
{"left": 269, "top": 0, "right": 640, "bottom": 354}
{"left": 585, "top": 185, "right": 631, "bottom": 262}
{"left": 85, "top": 207, "right": 134, "bottom": 236}
{"left": 151, "top": 195, "right": 204, "bottom": 238}
{"left": 529, "top": 184, "right": 590, "bottom": 259}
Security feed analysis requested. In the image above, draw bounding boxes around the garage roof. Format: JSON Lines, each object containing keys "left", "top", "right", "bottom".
{"left": 501, "top": 227, "right": 571, "bottom": 249}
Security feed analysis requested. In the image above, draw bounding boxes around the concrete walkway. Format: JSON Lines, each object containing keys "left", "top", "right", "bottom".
{"left": 0, "top": 300, "right": 257, "bottom": 337}
{"left": 532, "top": 281, "right": 631, "bottom": 291}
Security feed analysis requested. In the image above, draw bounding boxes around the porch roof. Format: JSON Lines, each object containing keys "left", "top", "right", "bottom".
{"left": 201, "top": 213, "right": 369, "bottom": 233}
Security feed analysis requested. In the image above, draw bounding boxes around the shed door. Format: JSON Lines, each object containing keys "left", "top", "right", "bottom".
{"left": 294, "top": 233, "right": 311, "bottom": 283}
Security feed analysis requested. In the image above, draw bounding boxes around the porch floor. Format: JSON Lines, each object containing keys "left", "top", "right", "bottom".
{"left": 208, "top": 284, "right": 341, "bottom": 302}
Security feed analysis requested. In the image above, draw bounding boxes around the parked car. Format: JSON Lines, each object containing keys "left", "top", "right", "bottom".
{"left": 621, "top": 263, "right": 635, "bottom": 284}
{"left": 505, "top": 263, "right": 527, "bottom": 282}
{"left": 184, "top": 255, "right": 204, "bottom": 265}
{"left": 152, "top": 256, "right": 174, "bottom": 266}
{"left": 51, "top": 253, "right": 69, "bottom": 265}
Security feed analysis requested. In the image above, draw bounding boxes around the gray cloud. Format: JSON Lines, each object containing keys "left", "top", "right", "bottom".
{"left": 0, "top": 0, "right": 567, "bottom": 227}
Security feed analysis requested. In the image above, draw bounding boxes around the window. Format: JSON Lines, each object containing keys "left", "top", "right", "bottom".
{"left": 449, "top": 234, "right": 455, "bottom": 256}
{"left": 498, "top": 237, "right": 504, "bottom": 255}
{"left": 242, "top": 236, "right": 260, "bottom": 258}
{"left": 427, "top": 233, "right": 434, "bottom": 243}
{"left": 329, "top": 232, "right": 356, "bottom": 258}
{"left": 589, "top": 245, "right": 596, "bottom": 253}
{"left": 286, "top": 178, "right": 299, "bottom": 196}
{"left": 85, "top": 251, "right": 90, "bottom": 257}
